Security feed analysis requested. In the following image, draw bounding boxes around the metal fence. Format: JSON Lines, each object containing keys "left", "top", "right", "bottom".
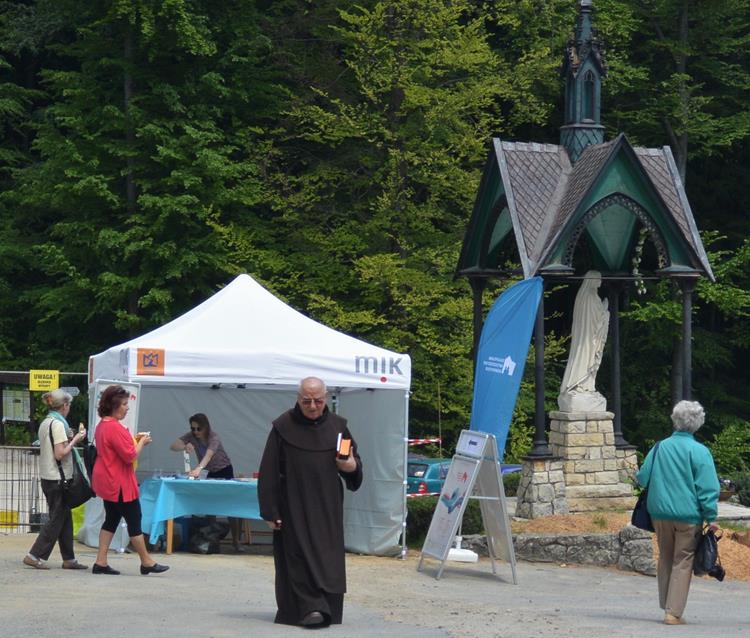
{"left": 0, "top": 446, "right": 47, "bottom": 533}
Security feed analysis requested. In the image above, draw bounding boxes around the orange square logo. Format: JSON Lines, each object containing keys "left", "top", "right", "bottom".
{"left": 137, "top": 348, "right": 165, "bottom": 375}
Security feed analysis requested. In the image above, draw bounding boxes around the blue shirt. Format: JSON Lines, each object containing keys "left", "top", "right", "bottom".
{"left": 636, "top": 431, "right": 719, "bottom": 524}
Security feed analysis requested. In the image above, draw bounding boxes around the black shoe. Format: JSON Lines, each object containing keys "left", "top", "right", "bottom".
{"left": 92, "top": 563, "right": 120, "bottom": 575}
{"left": 140, "top": 563, "right": 169, "bottom": 575}
{"left": 300, "top": 611, "right": 325, "bottom": 627}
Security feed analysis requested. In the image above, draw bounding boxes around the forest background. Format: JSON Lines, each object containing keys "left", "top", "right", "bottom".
{"left": 1, "top": 0, "right": 749, "bottom": 471}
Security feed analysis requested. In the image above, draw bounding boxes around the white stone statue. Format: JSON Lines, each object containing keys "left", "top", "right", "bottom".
{"left": 558, "top": 270, "right": 609, "bottom": 412}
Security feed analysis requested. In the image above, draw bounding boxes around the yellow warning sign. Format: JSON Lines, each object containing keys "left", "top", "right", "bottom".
{"left": 0, "top": 510, "right": 19, "bottom": 529}
{"left": 29, "top": 369, "right": 60, "bottom": 392}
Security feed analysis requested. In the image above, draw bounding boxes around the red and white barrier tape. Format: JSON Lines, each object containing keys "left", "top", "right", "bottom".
{"left": 407, "top": 438, "right": 441, "bottom": 446}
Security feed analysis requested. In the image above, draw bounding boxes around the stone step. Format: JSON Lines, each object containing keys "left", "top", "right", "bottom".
{"left": 567, "top": 496, "right": 637, "bottom": 512}
{"left": 565, "top": 483, "right": 634, "bottom": 499}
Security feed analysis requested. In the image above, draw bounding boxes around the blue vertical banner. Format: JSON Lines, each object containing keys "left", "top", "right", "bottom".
{"left": 469, "top": 277, "right": 542, "bottom": 459}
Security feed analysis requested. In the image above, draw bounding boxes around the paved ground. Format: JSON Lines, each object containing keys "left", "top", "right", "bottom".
{"left": 2, "top": 531, "right": 749, "bottom": 638}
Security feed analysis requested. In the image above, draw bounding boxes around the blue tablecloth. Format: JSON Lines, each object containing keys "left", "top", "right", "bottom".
{"left": 140, "top": 478, "right": 261, "bottom": 544}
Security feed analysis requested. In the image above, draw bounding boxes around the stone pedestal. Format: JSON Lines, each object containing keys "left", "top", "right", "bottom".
{"left": 549, "top": 410, "right": 635, "bottom": 513}
{"left": 514, "top": 457, "right": 569, "bottom": 519}
{"left": 615, "top": 445, "right": 639, "bottom": 485}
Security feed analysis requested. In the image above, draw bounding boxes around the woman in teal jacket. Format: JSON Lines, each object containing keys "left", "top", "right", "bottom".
{"left": 636, "top": 400, "right": 719, "bottom": 626}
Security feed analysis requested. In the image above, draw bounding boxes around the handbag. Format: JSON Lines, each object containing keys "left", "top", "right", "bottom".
{"left": 631, "top": 489, "right": 653, "bottom": 532}
{"left": 694, "top": 525, "right": 724, "bottom": 580}
{"left": 48, "top": 422, "right": 94, "bottom": 509}
{"left": 81, "top": 441, "right": 98, "bottom": 496}
{"left": 631, "top": 441, "right": 661, "bottom": 532}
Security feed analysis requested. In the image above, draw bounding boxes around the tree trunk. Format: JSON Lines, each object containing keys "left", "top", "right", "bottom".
{"left": 124, "top": 26, "right": 136, "bottom": 217}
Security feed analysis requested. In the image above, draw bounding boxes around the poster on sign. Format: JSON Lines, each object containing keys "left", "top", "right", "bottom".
{"left": 421, "top": 456, "right": 480, "bottom": 559}
{"left": 88, "top": 379, "right": 142, "bottom": 439}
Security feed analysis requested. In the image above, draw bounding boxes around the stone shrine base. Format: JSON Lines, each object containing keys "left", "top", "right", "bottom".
{"left": 514, "top": 457, "right": 569, "bottom": 519}
{"left": 549, "top": 410, "right": 635, "bottom": 512}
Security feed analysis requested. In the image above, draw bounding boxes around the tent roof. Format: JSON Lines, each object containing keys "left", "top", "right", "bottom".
{"left": 89, "top": 274, "right": 411, "bottom": 390}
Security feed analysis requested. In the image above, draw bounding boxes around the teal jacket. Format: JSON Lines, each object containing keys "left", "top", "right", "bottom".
{"left": 636, "top": 431, "right": 719, "bottom": 524}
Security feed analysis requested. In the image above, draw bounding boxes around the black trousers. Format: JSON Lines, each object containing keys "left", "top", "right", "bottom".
{"left": 29, "top": 479, "right": 75, "bottom": 562}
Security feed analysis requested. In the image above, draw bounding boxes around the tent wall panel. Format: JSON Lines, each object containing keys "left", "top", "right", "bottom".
{"left": 89, "top": 275, "right": 411, "bottom": 556}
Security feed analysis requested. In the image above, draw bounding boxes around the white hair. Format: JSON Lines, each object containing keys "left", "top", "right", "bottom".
{"left": 671, "top": 400, "right": 705, "bottom": 433}
{"left": 298, "top": 377, "right": 327, "bottom": 395}
{"left": 43, "top": 388, "right": 73, "bottom": 409}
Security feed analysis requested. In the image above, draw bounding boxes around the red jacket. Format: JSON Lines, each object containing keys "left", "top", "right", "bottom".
{"left": 92, "top": 417, "right": 139, "bottom": 502}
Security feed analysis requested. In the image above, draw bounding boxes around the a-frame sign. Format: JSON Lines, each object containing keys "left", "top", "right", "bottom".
{"left": 417, "top": 430, "right": 517, "bottom": 583}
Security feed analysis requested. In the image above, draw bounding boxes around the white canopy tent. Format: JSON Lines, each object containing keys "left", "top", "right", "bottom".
{"left": 88, "top": 274, "right": 411, "bottom": 556}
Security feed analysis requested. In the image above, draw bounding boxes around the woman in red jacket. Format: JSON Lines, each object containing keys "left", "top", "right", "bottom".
{"left": 91, "top": 385, "right": 169, "bottom": 575}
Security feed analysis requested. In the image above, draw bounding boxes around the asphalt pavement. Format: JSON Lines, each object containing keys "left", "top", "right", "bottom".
{"left": 2, "top": 530, "right": 749, "bottom": 638}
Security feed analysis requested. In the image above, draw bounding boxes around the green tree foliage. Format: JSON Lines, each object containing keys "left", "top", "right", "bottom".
{"left": 248, "top": 0, "right": 575, "bottom": 440}
{"left": 604, "top": 0, "right": 750, "bottom": 179}
{"left": 1, "top": 0, "right": 279, "bottom": 366}
{"left": 255, "top": 0, "right": 548, "bottom": 435}
{"left": 0, "top": 1, "right": 748, "bottom": 458}
{"left": 617, "top": 234, "right": 750, "bottom": 447}
{"left": 708, "top": 417, "right": 750, "bottom": 476}
{"left": 582, "top": 0, "right": 750, "bottom": 445}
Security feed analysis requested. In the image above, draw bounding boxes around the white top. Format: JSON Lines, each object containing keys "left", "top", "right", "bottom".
{"left": 38, "top": 416, "right": 73, "bottom": 481}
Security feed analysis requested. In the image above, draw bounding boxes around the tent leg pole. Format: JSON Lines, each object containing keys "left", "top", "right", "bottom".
{"left": 401, "top": 389, "right": 409, "bottom": 560}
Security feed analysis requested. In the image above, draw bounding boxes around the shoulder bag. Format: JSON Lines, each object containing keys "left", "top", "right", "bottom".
{"left": 631, "top": 441, "right": 660, "bottom": 532}
{"left": 48, "top": 422, "right": 94, "bottom": 509}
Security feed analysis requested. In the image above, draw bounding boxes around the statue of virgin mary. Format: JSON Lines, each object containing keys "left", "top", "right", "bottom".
{"left": 558, "top": 271, "right": 609, "bottom": 412}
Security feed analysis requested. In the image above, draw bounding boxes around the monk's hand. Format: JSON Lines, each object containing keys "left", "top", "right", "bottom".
{"left": 336, "top": 455, "right": 357, "bottom": 473}
{"left": 265, "top": 519, "right": 282, "bottom": 530}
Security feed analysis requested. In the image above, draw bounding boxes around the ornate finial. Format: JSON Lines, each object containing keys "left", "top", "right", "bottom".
{"left": 576, "top": 1, "right": 594, "bottom": 44}
{"left": 565, "top": 0, "right": 605, "bottom": 77}
{"left": 560, "top": 0, "right": 607, "bottom": 161}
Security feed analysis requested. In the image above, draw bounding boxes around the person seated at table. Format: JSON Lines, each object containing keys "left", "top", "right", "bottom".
{"left": 170, "top": 413, "right": 241, "bottom": 550}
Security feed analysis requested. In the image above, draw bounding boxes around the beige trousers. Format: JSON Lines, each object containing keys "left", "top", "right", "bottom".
{"left": 653, "top": 519, "right": 701, "bottom": 618}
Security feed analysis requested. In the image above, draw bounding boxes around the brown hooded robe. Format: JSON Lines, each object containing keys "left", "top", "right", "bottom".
{"left": 258, "top": 405, "right": 363, "bottom": 626}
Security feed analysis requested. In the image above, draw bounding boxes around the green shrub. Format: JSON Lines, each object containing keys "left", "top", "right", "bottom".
{"left": 733, "top": 472, "right": 750, "bottom": 508}
{"left": 2, "top": 423, "right": 32, "bottom": 446}
{"left": 406, "top": 496, "right": 484, "bottom": 548}
{"left": 503, "top": 471, "right": 521, "bottom": 497}
{"left": 406, "top": 496, "right": 439, "bottom": 546}
{"left": 461, "top": 499, "right": 483, "bottom": 534}
{"left": 708, "top": 419, "right": 750, "bottom": 475}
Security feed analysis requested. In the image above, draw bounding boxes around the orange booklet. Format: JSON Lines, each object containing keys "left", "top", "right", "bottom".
{"left": 337, "top": 435, "right": 352, "bottom": 459}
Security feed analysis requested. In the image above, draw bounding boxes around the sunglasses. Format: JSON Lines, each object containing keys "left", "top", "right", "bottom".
{"left": 300, "top": 398, "right": 326, "bottom": 406}
{"left": 190, "top": 426, "right": 203, "bottom": 433}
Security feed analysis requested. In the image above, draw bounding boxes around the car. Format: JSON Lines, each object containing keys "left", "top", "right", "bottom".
{"left": 407, "top": 457, "right": 523, "bottom": 496}
{"left": 407, "top": 458, "right": 451, "bottom": 495}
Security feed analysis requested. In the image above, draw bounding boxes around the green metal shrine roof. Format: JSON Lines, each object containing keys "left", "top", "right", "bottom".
{"left": 456, "top": 133, "right": 714, "bottom": 282}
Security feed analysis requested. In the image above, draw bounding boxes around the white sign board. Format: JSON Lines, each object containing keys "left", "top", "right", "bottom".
{"left": 88, "top": 379, "right": 142, "bottom": 439}
{"left": 2, "top": 389, "right": 30, "bottom": 422}
{"left": 418, "top": 430, "right": 517, "bottom": 583}
{"left": 455, "top": 430, "right": 487, "bottom": 458}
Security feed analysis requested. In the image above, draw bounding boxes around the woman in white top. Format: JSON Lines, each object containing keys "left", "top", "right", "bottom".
{"left": 23, "top": 388, "right": 88, "bottom": 570}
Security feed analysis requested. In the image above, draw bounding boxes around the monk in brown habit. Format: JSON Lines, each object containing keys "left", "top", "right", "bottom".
{"left": 258, "top": 376, "right": 363, "bottom": 628}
